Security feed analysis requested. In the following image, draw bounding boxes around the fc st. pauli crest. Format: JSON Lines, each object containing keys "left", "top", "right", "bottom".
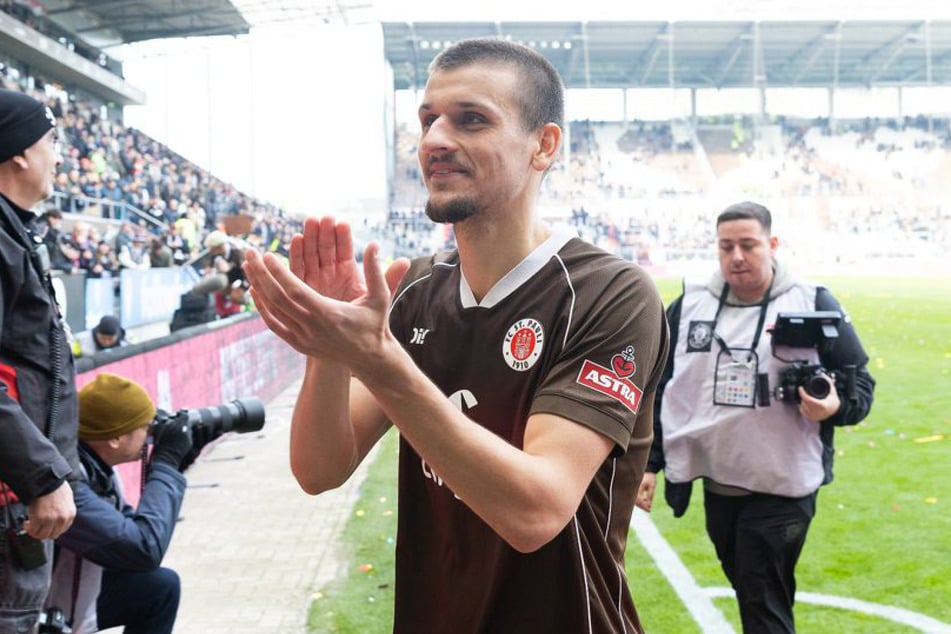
{"left": 502, "top": 318, "right": 544, "bottom": 372}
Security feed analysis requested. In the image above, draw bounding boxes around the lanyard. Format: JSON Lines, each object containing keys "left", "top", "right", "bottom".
{"left": 711, "top": 280, "right": 773, "bottom": 359}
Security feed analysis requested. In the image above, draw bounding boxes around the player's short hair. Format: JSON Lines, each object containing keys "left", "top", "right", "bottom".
{"left": 429, "top": 37, "right": 565, "bottom": 132}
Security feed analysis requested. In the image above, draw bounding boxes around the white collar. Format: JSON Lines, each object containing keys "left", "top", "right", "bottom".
{"left": 459, "top": 226, "right": 576, "bottom": 309}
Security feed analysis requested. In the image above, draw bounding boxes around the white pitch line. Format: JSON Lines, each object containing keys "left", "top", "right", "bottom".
{"left": 704, "top": 587, "right": 951, "bottom": 634}
{"left": 630, "top": 508, "right": 736, "bottom": 633}
{"left": 631, "top": 505, "right": 951, "bottom": 634}
{"left": 793, "top": 592, "right": 951, "bottom": 634}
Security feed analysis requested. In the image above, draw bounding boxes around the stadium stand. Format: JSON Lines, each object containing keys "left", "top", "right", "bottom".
{"left": 0, "top": 43, "right": 300, "bottom": 343}
{"left": 387, "top": 113, "right": 951, "bottom": 273}
{"left": 4, "top": 3, "right": 949, "bottom": 327}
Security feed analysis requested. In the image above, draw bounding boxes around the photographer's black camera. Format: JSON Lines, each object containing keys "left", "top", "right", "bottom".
{"left": 152, "top": 396, "right": 265, "bottom": 446}
{"left": 776, "top": 362, "right": 831, "bottom": 403}
{"left": 761, "top": 311, "right": 856, "bottom": 406}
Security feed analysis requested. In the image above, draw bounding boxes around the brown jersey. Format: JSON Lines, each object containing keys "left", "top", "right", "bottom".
{"left": 388, "top": 230, "right": 669, "bottom": 634}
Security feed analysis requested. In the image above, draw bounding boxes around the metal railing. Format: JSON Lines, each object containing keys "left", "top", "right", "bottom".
{"left": 50, "top": 191, "right": 168, "bottom": 231}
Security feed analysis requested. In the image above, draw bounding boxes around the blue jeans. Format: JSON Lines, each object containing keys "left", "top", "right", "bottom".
{"left": 96, "top": 567, "right": 180, "bottom": 634}
{"left": 0, "top": 502, "right": 53, "bottom": 634}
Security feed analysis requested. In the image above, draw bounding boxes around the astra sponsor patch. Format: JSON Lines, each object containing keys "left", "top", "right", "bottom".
{"left": 576, "top": 359, "right": 644, "bottom": 414}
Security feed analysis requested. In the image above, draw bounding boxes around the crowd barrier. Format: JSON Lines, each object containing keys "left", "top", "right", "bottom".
{"left": 76, "top": 312, "right": 305, "bottom": 506}
{"left": 53, "top": 267, "right": 199, "bottom": 335}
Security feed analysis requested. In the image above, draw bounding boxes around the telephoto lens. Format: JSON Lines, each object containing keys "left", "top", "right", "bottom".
{"left": 185, "top": 396, "right": 266, "bottom": 436}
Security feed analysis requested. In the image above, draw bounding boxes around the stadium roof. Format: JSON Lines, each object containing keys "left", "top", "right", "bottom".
{"left": 40, "top": 0, "right": 251, "bottom": 47}
{"left": 382, "top": 20, "right": 951, "bottom": 91}
{"left": 38, "top": 0, "right": 374, "bottom": 47}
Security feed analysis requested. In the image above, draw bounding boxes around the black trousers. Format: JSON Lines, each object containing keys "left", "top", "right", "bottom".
{"left": 703, "top": 489, "right": 817, "bottom": 634}
{"left": 96, "top": 567, "right": 180, "bottom": 634}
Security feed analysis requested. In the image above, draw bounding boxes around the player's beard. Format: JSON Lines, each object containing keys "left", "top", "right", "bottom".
{"left": 425, "top": 196, "right": 479, "bottom": 224}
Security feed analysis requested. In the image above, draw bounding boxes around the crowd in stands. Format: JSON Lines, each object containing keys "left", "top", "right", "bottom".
{"left": 0, "top": 62, "right": 302, "bottom": 291}
{"left": 5, "top": 3, "right": 948, "bottom": 294}
{"left": 387, "top": 112, "right": 951, "bottom": 265}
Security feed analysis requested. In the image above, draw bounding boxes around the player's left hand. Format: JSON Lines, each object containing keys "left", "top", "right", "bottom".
{"left": 244, "top": 241, "right": 410, "bottom": 376}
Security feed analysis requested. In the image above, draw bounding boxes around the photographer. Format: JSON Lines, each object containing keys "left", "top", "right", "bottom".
{"left": 46, "top": 373, "right": 206, "bottom": 634}
{"left": 213, "top": 279, "right": 251, "bottom": 319}
{"left": 636, "top": 201, "right": 875, "bottom": 634}
{"left": 187, "top": 230, "right": 246, "bottom": 298}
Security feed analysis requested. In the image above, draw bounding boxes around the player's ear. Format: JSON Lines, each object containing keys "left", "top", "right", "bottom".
{"left": 531, "top": 123, "right": 561, "bottom": 172}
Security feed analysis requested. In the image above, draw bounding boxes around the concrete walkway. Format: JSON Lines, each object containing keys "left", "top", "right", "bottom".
{"left": 104, "top": 377, "right": 371, "bottom": 634}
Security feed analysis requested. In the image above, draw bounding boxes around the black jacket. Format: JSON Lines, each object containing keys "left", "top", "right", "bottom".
{"left": 56, "top": 442, "right": 185, "bottom": 570}
{"left": 0, "top": 194, "right": 79, "bottom": 502}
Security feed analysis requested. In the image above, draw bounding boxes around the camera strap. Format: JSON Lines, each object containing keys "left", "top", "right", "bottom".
{"left": 710, "top": 281, "right": 773, "bottom": 360}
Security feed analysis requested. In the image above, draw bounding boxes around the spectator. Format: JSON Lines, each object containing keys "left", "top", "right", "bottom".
{"left": 86, "top": 240, "right": 119, "bottom": 283}
{"left": 164, "top": 222, "right": 190, "bottom": 265}
{"left": 188, "top": 230, "right": 245, "bottom": 297}
{"left": 148, "top": 235, "right": 173, "bottom": 268}
{"left": 90, "top": 315, "right": 128, "bottom": 352}
{"left": 38, "top": 207, "right": 79, "bottom": 272}
{"left": 113, "top": 221, "right": 134, "bottom": 259}
{"left": 214, "top": 279, "right": 250, "bottom": 319}
{"left": 115, "top": 224, "right": 150, "bottom": 271}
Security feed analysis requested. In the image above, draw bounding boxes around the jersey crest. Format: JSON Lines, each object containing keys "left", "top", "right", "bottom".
{"left": 502, "top": 318, "right": 544, "bottom": 372}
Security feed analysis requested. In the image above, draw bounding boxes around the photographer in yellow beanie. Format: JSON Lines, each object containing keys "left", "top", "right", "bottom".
{"left": 45, "top": 373, "right": 194, "bottom": 634}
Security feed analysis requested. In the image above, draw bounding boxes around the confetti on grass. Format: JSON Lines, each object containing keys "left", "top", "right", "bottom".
{"left": 914, "top": 435, "right": 945, "bottom": 444}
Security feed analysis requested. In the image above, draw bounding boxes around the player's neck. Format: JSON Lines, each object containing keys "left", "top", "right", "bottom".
{"left": 455, "top": 216, "right": 550, "bottom": 302}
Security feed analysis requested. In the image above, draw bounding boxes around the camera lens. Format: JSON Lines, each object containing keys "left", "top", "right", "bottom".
{"left": 803, "top": 374, "right": 831, "bottom": 399}
{"left": 188, "top": 397, "right": 265, "bottom": 435}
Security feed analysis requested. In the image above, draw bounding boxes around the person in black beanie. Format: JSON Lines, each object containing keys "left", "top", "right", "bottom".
{"left": 91, "top": 315, "right": 127, "bottom": 352}
{"left": 0, "top": 87, "right": 79, "bottom": 633}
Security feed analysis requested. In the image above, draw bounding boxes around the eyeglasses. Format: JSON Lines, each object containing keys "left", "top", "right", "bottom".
{"left": 50, "top": 131, "right": 63, "bottom": 155}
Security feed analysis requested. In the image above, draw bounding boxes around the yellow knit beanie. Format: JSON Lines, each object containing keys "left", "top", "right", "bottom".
{"left": 79, "top": 373, "right": 156, "bottom": 441}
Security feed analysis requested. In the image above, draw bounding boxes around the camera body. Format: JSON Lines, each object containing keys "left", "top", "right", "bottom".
{"left": 769, "top": 311, "right": 841, "bottom": 353}
{"left": 762, "top": 311, "right": 856, "bottom": 406}
{"left": 776, "top": 362, "right": 831, "bottom": 403}
{"left": 151, "top": 397, "right": 265, "bottom": 447}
